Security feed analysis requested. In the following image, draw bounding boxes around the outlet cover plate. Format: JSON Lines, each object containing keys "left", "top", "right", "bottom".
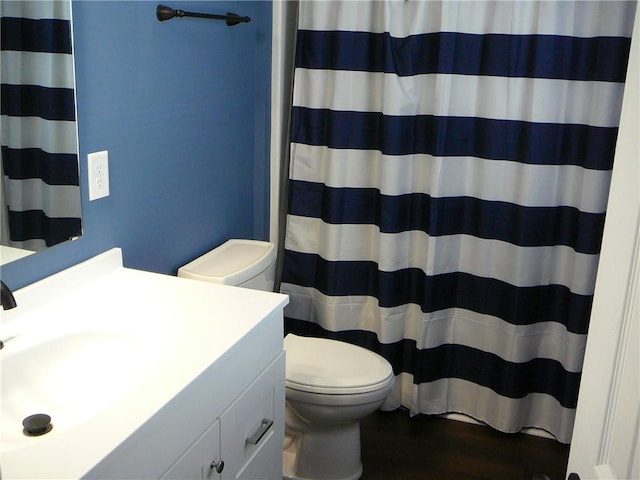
{"left": 88, "top": 150, "right": 110, "bottom": 201}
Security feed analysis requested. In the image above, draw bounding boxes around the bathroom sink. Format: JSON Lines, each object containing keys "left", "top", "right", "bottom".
{"left": 0, "top": 248, "right": 290, "bottom": 479}
{"left": 1, "top": 329, "right": 159, "bottom": 453}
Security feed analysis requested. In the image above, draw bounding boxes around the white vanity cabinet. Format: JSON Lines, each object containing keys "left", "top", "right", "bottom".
{"left": 85, "top": 305, "right": 287, "bottom": 480}
{"left": 162, "top": 353, "right": 285, "bottom": 480}
{"left": 0, "top": 250, "right": 288, "bottom": 480}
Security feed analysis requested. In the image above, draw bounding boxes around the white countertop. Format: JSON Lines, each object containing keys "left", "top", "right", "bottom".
{"left": 0, "top": 246, "right": 34, "bottom": 265}
{"left": 0, "top": 248, "right": 288, "bottom": 479}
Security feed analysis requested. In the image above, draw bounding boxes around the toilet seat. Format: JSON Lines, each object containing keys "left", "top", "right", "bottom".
{"left": 284, "top": 334, "right": 394, "bottom": 395}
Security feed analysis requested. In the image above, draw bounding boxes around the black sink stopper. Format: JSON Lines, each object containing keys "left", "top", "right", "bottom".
{"left": 22, "top": 413, "right": 52, "bottom": 436}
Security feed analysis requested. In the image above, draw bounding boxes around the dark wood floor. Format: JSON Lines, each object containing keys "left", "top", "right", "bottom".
{"left": 360, "top": 409, "right": 570, "bottom": 480}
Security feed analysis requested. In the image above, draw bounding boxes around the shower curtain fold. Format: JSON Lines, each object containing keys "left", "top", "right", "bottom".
{"left": 280, "top": 0, "right": 636, "bottom": 443}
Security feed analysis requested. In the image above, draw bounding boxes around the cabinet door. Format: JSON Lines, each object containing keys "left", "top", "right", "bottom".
{"left": 220, "top": 353, "right": 285, "bottom": 480}
{"left": 162, "top": 419, "right": 222, "bottom": 480}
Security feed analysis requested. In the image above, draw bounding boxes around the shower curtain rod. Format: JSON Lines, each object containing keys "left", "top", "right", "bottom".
{"left": 156, "top": 5, "right": 250, "bottom": 26}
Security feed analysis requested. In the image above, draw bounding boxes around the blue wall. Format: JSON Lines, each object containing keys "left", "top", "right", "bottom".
{"left": 1, "top": 1, "right": 272, "bottom": 289}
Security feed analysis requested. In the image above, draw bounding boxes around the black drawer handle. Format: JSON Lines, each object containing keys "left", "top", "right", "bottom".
{"left": 246, "top": 418, "right": 273, "bottom": 445}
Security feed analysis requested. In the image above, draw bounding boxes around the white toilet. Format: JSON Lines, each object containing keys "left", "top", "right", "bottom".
{"left": 178, "top": 239, "right": 395, "bottom": 480}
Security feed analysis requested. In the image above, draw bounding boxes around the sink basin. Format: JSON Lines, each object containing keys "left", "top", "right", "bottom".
{"left": 1, "top": 330, "right": 159, "bottom": 452}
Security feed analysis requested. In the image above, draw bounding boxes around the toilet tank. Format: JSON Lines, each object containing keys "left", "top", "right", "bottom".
{"left": 177, "top": 239, "right": 276, "bottom": 291}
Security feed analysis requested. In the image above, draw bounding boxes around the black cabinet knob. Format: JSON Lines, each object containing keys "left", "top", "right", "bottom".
{"left": 210, "top": 459, "right": 224, "bottom": 473}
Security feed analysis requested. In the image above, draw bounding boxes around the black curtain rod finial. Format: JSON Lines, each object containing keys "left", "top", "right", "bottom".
{"left": 156, "top": 4, "right": 180, "bottom": 21}
{"left": 156, "top": 5, "right": 250, "bottom": 26}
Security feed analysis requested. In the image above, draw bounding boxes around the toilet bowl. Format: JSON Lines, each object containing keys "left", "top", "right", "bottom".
{"left": 283, "top": 333, "right": 394, "bottom": 480}
{"left": 178, "top": 240, "right": 395, "bottom": 480}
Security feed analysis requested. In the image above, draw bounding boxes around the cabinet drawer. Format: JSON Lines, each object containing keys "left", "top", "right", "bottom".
{"left": 220, "top": 353, "right": 285, "bottom": 479}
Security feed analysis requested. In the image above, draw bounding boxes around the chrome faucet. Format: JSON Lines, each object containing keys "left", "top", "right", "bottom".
{"left": 1, "top": 280, "right": 17, "bottom": 310}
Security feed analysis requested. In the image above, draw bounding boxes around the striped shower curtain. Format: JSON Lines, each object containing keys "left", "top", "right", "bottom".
{"left": 280, "top": 0, "right": 636, "bottom": 443}
{"left": 1, "top": 0, "right": 81, "bottom": 250}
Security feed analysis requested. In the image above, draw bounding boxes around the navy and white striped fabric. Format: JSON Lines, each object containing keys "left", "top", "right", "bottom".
{"left": 281, "top": 0, "right": 636, "bottom": 443}
{"left": 1, "top": 0, "right": 81, "bottom": 251}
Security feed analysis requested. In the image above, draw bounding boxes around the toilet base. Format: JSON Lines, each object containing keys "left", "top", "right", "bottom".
{"left": 282, "top": 422, "right": 363, "bottom": 480}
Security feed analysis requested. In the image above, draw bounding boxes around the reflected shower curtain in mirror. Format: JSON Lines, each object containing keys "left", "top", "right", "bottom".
{"left": 1, "top": 0, "right": 81, "bottom": 251}
{"left": 280, "top": 0, "right": 636, "bottom": 443}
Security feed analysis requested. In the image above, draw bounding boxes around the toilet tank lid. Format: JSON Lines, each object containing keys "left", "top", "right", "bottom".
{"left": 177, "top": 239, "right": 276, "bottom": 285}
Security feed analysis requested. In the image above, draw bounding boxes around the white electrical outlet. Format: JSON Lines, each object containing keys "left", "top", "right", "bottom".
{"left": 88, "top": 150, "right": 110, "bottom": 201}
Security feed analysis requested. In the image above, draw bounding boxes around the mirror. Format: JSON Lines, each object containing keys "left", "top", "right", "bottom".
{"left": 0, "top": 0, "right": 82, "bottom": 263}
